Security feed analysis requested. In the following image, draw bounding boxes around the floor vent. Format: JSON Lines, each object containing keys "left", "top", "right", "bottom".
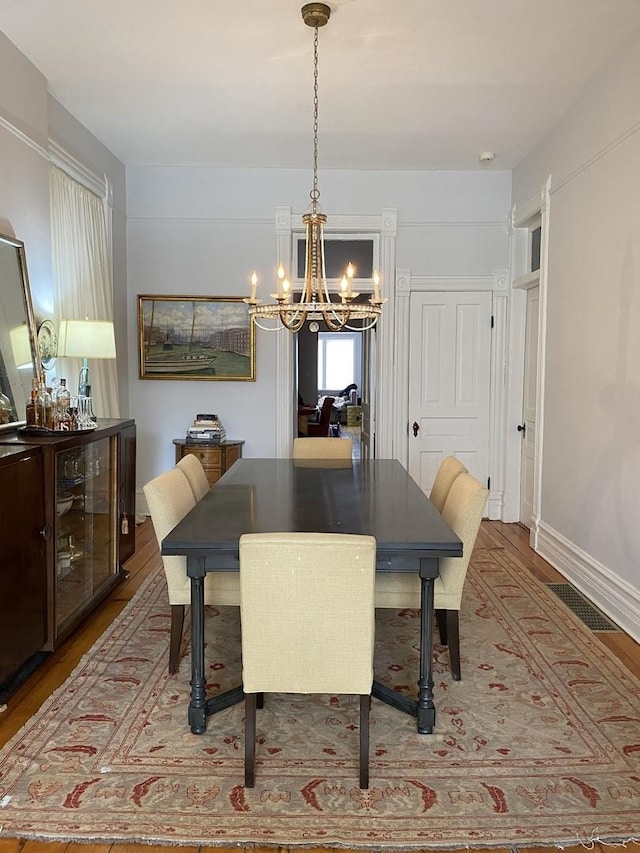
{"left": 546, "top": 583, "right": 618, "bottom": 631}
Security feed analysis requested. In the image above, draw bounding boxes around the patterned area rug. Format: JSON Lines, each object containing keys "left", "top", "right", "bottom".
{"left": 1, "top": 546, "right": 639, "bottom": 849}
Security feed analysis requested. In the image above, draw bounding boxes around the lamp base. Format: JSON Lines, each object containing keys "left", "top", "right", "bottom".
{"left": 78, "top": 360, "right": 91, "bottom": 398}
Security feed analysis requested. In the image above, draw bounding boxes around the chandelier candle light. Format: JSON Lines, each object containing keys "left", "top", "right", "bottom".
{"left": 244, "top": 2, "right": 386, "bottom": 333}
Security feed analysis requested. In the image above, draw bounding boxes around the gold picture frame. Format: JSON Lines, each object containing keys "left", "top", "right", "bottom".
{"left": 138, "top": 295, "right": 255, "bottom": 381}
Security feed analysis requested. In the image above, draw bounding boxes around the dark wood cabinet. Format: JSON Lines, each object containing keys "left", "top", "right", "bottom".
{"left": 173, "top": 438, "right": 243, "bottom": 486}
{"left": 0, "top": 419, "right": 136, "bottom": 651}
{"left": 0, "top": 446, "right": 47, "bottom": 686}
{"left": 119, "top": 422, "right": 137, "bottom": 566}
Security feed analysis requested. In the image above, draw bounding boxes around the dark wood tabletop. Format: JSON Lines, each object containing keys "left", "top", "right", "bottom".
{"left": 161, "top": 456, "right": 462, "bottom": 735}
{"left": 162, "top": 457, "right": 462, "bottom": 565}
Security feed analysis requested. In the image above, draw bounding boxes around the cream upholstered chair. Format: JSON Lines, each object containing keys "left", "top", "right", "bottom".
{"left": 176, "top": 453, "right": 210, "bottom": 501}
{"left": 429, "top": 455, "right": 468, "bottom": 512}
{"left": 143, "top": 468, "right": 240, "bottom": 674}
{"left": 375, "top": 472, "right": 488, "bottom": 680}
{"left": 239, "top": 532, "right": 377, "bottom": 789}
{"left": 292, "top": 436, "right": 353, "bottom": 459}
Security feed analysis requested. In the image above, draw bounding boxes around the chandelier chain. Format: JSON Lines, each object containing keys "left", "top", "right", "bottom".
{"left": 310, "top": 26, "right": 320, "bottom": 210}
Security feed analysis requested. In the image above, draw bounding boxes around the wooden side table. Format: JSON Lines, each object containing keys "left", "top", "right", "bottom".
{"left": 173, "top": 439, "right": 244, "bottom": 486}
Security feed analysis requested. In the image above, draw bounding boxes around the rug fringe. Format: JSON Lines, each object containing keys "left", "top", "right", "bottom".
{"left": 2, "top": 833, "right": 639, "bottom": 851}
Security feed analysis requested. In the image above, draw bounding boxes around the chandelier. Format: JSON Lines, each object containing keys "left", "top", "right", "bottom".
{"left": 244, "top": 2, "right": 386, "bottom": 333}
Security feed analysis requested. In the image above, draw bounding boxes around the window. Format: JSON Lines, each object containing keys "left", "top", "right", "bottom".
{"left": 296, "top": 238, "right": 374, "bottom": 280}
{"left": 530, "top": 226, "right": 541, "bottom": 272}
{"left": 317, "top": 332, "right": 361, "bottom": 391}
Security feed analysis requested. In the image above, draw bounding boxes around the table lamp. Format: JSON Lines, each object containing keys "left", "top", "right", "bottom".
{"left": 57, "top": 319, "right": 116, "bottom": 399}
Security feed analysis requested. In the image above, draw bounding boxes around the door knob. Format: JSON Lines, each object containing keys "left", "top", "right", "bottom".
{"left": 412, "top": 421, "right": 420, "bottom": 438}
{"left": 517, "top": 423, "right": 526, "bottom": 436}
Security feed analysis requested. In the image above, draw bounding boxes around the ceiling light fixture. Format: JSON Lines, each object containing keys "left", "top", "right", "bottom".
{"left": 244, "top": 2, "right": 386, "bottom": 333}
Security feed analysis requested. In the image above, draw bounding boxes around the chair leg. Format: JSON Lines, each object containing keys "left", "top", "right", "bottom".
{"left": 169, "top": 604, "right": 185, "bottom": 674}
{"left": 435, "top": 608, "right": 447, "bottom": 644}
{"left": 256, "top": 692, "right": 264, "bottom": 709}
{"left": 359, "top": 694, "right": 370, "bottom": 789}
{"left": 447, "top": 610, "right": 461, "bottom": 681}
{"left": 245, "top": 693, "right": 257, "bottom": 788}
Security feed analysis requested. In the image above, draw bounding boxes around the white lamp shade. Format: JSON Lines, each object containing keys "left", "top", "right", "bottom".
{"left": 10, "top": 323, "right": 33, "bottom": 368}
{"left": 58, "top": 320, "right": 116, "bottom": 359}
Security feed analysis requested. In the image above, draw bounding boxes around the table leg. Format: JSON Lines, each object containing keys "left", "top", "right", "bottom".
{"left": 416, "top": 574, "right": 436, "bottom": 734}
{"left": 188, "top": 569, "right": 207, "bottom": 734}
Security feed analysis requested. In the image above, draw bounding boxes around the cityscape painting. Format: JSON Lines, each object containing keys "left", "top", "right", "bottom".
{"left": 137, "top": 295, "right": 255, "bottom": 381}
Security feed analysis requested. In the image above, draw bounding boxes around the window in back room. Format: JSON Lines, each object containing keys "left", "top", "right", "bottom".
{"left": 317, "top": 332, "right": 362, "bottom": 394}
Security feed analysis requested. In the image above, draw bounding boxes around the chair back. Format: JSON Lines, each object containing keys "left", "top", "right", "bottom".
{"left": 429, "top": 455, "right": 468, "bottom": 512}
{"left": 239, "top": 532, "right": 376, "bottom": 695}
{"left": 143, "top": 468, "right": 241, "bottom": 607}
{"left": 307, "top": 396, "right": 335, "bottom": 436}
{"left": 143, "top": 468, "right": 196, "bottom": 604}
{"left": 293, "top": 436, "right": 352, "bottom": 459}
{"left": 176, "top": 453, "right": 210, "bottom": 501}
{"left": 436, "top": 473, "right": 488, "bottom": 609}
{"left": 374, "top": 471, "right": 487, "bottom": 610}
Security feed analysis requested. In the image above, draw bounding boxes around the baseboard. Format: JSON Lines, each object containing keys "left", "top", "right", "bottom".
{"left": 537, "top": 521, "right": 640, "bottom": 643}
{"left": 136, "top": 490, "right": 149, "bottom": 518}
{"left": 487, "top": 490, "right": 503, "bottom": 520}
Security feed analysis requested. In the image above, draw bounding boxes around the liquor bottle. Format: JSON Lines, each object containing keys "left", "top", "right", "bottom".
{"left": 41, "top": 385, "right": 53, "bottom": 430}
{"left": 26, "top": 378, "right": 42, "bottom": 426}
{"left": 56, "top": 378, "right": 72, "bottom": 430}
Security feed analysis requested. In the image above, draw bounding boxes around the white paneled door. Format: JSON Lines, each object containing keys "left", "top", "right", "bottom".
{"left": 408, "top": 291, "right": 492, "bottom": 496}
{"left": 519, "top": 286, "right": 539, "bottom": 528}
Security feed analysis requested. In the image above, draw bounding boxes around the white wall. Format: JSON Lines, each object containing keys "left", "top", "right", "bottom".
{"left": 512, "top": 34, "right": 640, "bottom": 638}
{"left": 0, "top": 32, "right": 128, "bottom": 413}
{"left": 0, "top": 32, "right": 52, "bottom": 316}
{"left": 127, "top": 166, "right": 510, "bottom": 489}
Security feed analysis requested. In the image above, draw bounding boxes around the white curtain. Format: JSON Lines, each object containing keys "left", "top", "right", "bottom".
{"left": 50, "top": 165, "right": 120, "bottom": 417}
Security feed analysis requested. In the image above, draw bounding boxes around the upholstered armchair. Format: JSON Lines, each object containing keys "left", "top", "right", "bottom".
{"left": 307, "top": 396, "right": 335, "bottom": 437}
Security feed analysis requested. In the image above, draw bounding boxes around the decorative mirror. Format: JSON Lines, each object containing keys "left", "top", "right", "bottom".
{"left": 0, "top": 232, "right": 38, "bottom": 432}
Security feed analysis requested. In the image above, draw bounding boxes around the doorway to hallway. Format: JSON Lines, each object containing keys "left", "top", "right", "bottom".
{"left": 296, "top": 326, "right": 369, "bottom": 458}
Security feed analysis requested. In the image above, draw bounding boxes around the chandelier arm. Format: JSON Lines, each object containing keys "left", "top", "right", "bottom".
{"left": 319, "top": 221, "right": 331, "bottom": 304}
{"left": 321, "top": 307, "right": 349, "bottom": 331}
{"left": 251, "top": 317, "right": 288, "bottom": 332}
{"left": 344, "top": 318, "right": 380, "bottom": 332}
{"left": 280, "top": 307, "right": 309, "bottom": 332}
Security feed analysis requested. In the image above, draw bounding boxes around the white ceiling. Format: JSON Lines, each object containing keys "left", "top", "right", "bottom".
{"left": 1, "top": 0, "right": 640, "bottom": 171}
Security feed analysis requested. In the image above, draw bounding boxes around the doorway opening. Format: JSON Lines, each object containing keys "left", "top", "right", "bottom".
{"left": 296, "top": 326, "right": 365, "bottom": 459}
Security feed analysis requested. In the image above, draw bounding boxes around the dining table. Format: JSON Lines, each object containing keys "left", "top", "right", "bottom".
{"left": 161, "top": 457, "right": 462, "bottom": 735}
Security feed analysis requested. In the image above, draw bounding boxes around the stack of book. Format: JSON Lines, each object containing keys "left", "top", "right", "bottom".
{"left": 185, "top": 414, "right": 226, "bottom": 444}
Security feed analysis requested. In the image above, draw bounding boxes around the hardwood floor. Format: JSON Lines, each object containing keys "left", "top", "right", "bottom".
{"left": 1, "top": 518, "right": 638, "bottom": 853}
{"left": 340, "top": 424, "right": 361, "bottom": 458}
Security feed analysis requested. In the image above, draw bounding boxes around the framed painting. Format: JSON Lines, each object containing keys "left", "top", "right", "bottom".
{"left": 138, "top": 295, "right": 255, "bottom": 381}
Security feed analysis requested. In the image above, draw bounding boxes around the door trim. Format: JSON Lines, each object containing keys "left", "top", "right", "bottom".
{"left": 505, "top": 177, "right": 551, "bottom": 546}
{"left": 395, "top": 271, "right": 508, "bottom": 519}
{"left": 275, "top": 207, "right": 397, "bottom": 459}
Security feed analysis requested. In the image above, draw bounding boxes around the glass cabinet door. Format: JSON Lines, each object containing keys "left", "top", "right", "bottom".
{"left": 55, "top": 436, "right": 116, "bottom": 635}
